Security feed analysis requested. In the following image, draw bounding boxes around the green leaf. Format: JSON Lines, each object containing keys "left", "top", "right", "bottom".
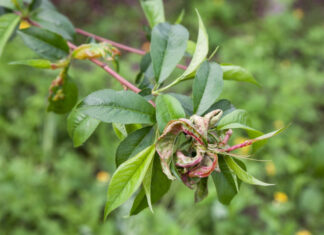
{"left": 139, "top": 0, "right": 165, "bottom": 28}
{"left": 47, "top": 76, "right": 78, "bottom": 114}
{"left": 221, "top": 64, "right": 260, "bottom": 86}
{"left": 151, "top": 23, "right": 189, "bottom": 84}
{"left": 130, "top": 154, "right": 171, "bottom": 215}
{"left": 0, "top": 0, "right": 15, "bottom": 9}
{"left": 212, "top": 155, "right": 238, "bottom": 205}
{"left": 18, "top": 27, "right": 69, "bottom": 60}
{"left": 78, "top": 89, "right": 155, "bottom": 125}
{"left": 168, "top": 93, "right": 193, "bottom": 116}
{"left": 0, "top": 13, "right": 20, "bottom": 57}
{"left": 28, "top": 0, "right": 42, "bottom": 11}
{"left": 217, "top": 109, "right": 248, "bottom": 130}
{"left": 112, "top": 123, "right": 142, "bottom": 140}
{"left": 177, "top": 10, "right": 208, "bottom": 81}
{"left": 143, "top": 159, "right": 154, "bottom": 212}
{"left": 174, "top": 9, "right": 185, "bottom": 24}
{"left": 67, "top": 108, "right": 100, "bottom": 147}
{"left": 156, "top": 94, "right": 186, "bottom": 133}
{"left": 224, "top": 156, "right": 273, "bottom": 186}
{"left": 104, "top": 144, "right": 156, "bottom": 219}
{"left": 204, "top": 99, "right": 235, "bottom": 116}
{"left": 115, "top": 126, "right": 154, "bottom": 167}
{"left": 9, "top": 59, "right": 53, "bottom": 69}
{"left": 32, "top": 9, "right": 75, "bottom": 40}
{"left": 193, "top": 61, "right": 223, "bottom": 115}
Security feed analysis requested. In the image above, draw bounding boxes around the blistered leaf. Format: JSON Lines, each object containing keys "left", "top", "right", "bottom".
{"left": 151, "top": 23, "right": 189, "bottom": 84}
{"left": 221, "top": 64, "right": 260, "bottom": 86}
{"left": 188, "top": 152, "right": 218, "bottom": 178}
{"left": 156, "top": 94, "right": 186, "bottom": 133}
{"left": 139, "top": 0, "right": 165, "bottom": 28}
{"left": 104, "top": 144, "right": 156, "bottom": 219}
{"left": 224, "top": 156, "right": 273, "bottom": 186}
{"left": 78, "top": 89, "right": 156, "bottom": 125}
{"left": 47, "top": 75, "right": 78, "bottom": 114}
{"left": 177, "top": 10, "right": 208, "bottom": 81}
{"left": 0, "top": 13, "right": 20, "bottom": 57}
{"left": 18, "top": 27, "right": 69, "bottom": 60}
{"left": 156, "top": 119, "right": 205, "bottom": 180}
{"left": 72, "top": 43, "right": 120, "bottom": 60}
{"left": 67, "top": 108, "right": 100, "bottom": 147}
{"left": 193, "top": 61, "right": 223, "bottom": 115}
{"left": 130, "top": 154, "right": 171, "bottom": 215}
{"left": 212, "top": 155, "right": 238, "bottom": 205}
{"left": 115, "top": 126, "right": 154, "bottom": 167}
{"left": 195, "top": 177, "right": 208, "bottom": 203}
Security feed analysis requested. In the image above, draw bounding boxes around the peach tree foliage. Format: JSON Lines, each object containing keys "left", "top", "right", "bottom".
{"left": 0, "top": 0, "right": 286, "bottom": 219}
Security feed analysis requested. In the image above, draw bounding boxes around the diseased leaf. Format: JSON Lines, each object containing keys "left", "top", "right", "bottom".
{"left": 156, "top": 119, "right": 205, "bottom": 180}
{"left": 151, "top": 23, "right": 189, "bottom": 84}
{"left": 130, "top": 154, "right": 171, "bottom": 215}
{"left": 193, "top": 61, "right": 223, "bottom": 115}
{"left": 212, "top": 155, "right": 238, "bottom": 205}
{"left": 156, "top": 94, "right": 186, "bottom": 133}
{"left": 77, "top": 89, "right": 155, "bottom": 125}
{"left": 195, "top": 177, "right": 208, "bottom": 203}
{"left": 115, "top": 126, "right": 154, "bottom": 167}
{"left": 32, "top": 9, "right": 75, "bottom": 40}
{"left": 18, "top": 27, "right": 69, "bottom": 60}
{"left": 47, "top": 76, "right": 78, "bottom": 114}
{"left": 221, "top": 64, "right": 260, "bottom": 86}
{"left": 224, "top": 156, "right": 273, "bottom": 186}
{"left": 139, "top": 0, "right": 165, "bottom": 28}
{"left": 177, "top": 10, "right": 208, "bottom": 81}
{"left": 0, "top": 13, "right": 20, "bottom": 57}
{"left": 104, "top": 144, "right": 156, "bottom": 219}
{"left": 67, "top": 108, "right": 100, "bottom": 147}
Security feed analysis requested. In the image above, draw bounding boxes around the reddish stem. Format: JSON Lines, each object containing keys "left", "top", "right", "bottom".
{"left": 222, "top": 129, "right": 233, "bottom": 145}
{"left": 224, "top": 140, "right": 253, "bottom": 152}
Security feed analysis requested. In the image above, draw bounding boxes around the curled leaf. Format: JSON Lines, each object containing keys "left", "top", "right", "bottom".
{"left": 72, "top": 42, "right": 120, "bottom": 61}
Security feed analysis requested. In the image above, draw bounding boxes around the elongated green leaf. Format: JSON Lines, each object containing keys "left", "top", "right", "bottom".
{"left": 168, "top": 93, "right": 193, "bottom": 116}
{"left": 9, "top": 59, "right": 53, "bottom": 69}
{"left": 67, "top": 108, "right": 100, "bottom": 147}
{"left": 0, "top": 0, "right": 15, "bottom": 9}
{"left": 32, "top": 9, "right": 75, "bottom": 40}
{"left": 143, "top": 159, "right": 154, "bottom": 212}
{"left": 18, "top": 27, "right": 69, "bottom": 60}
{"left": 224, "top": 156, "right": 273, "bottom": 186}
{"left": 130, "top": 154, "right": 171, "bottom": 215}
{"left": 175, "top": 9, "right": 185, "bottom": 24}
{"left": 78, "top": 89, "right": 155, "bottom": 125}
{"left": 104, "top": 144, "right": 156, "bottom": 219}
{"left": 195, "top": 177, "right": 208, "bottom": 203}
{"left": 115, "top": 126, "right": 154, "bottom": 167}
{"left": 139, "top": 0, "right": 165, "bottom": 28}
{"left": 0, "top": 13, "right": 20, "bottom": 57}
{"left": 178, "top": 10, "right": 208, "bottom": 81}
{"left": 217, "top": 109, "right": 248, "bottom": 130}
{"left": 156, "top": 94, "right": 186, "bottom": 133}
{"left": 193, "top": 61, "right": 223, "bottom": 115}
{"left": 212, "top": 155, "right": 238, "bottom": 205}
{"left": 28, "top": 0, "right": 42, "bottom": 11}
{"left": 221, "top": 64, "right": 260, "bottom": 86}
{"left": 151, "top": 23, "right": 189, "bottom": 84}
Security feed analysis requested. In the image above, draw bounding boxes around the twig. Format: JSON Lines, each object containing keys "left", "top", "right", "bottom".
{"left": 224, "top": 140, "right": 253, "bottom": 152}
{"left": 221, "top": 129, "right": 233, "bottom": 145}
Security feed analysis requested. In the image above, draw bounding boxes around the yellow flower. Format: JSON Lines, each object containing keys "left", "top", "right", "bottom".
{"left": 273, "top": 120, "right": 284, "bottom": 129}
{"left": 296, "top": 230, "right": 312, "bottom": 235}
{"left": 96, "top": 171, "right": 110, "bottom": 183}
{"left": 293, "top": 8, "right": 304, "bottom": 20}
{"left": 274, "top": 192, "right": 288, "bottom": 203}
{"left": 233, "top": 137, "right": 251, "bottom": 155}
{"left": 19, "top": 20, "right": 31, "bottom": 30}
{"left": 265, "top": 162, "right": 276, "bottom": 176}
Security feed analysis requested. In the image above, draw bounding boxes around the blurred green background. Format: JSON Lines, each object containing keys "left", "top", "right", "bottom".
{"left": 1, "top": 0, "right": 324, "bottom": 234}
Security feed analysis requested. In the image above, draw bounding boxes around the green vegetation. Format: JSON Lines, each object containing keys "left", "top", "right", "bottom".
{"left": 0, "top": 0, "right": 323, "bottom": 234}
